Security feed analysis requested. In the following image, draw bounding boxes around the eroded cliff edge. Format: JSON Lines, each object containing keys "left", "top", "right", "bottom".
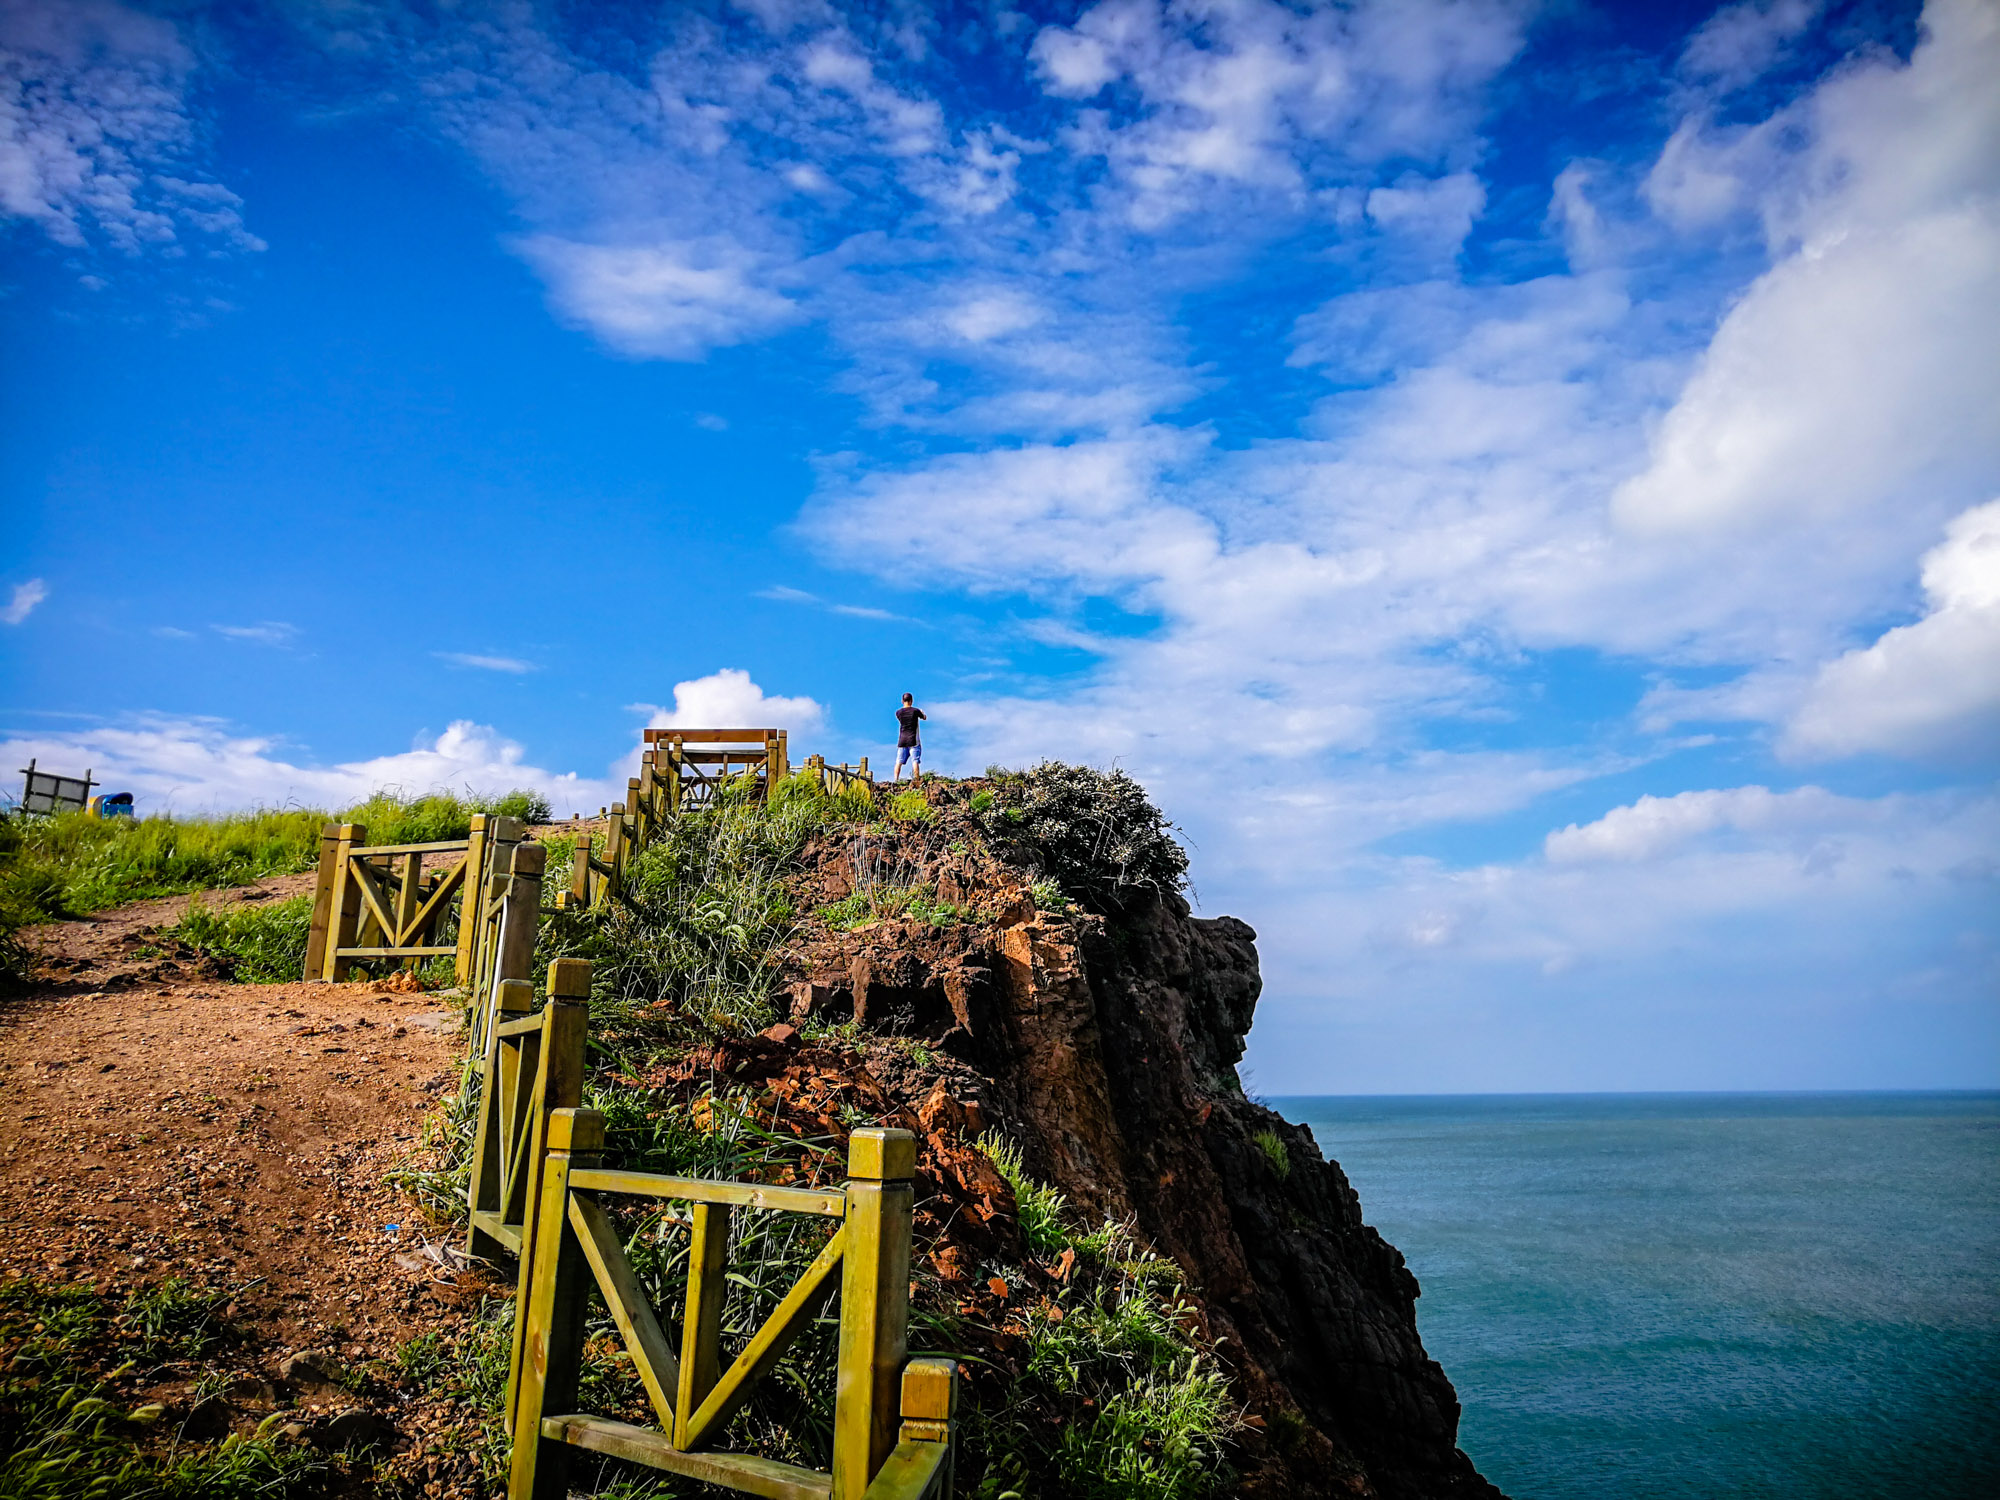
{"left": 776, "top": 779, "right": 1505, "bottom": 1498}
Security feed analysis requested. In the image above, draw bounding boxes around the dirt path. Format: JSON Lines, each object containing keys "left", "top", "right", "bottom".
{"left": 1, "top": 885, "right": 512, "bottom": 1490}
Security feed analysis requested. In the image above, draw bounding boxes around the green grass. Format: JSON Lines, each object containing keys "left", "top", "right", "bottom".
{"left": 1029, "top": 878, "right": 1070, "bottom": 914}
{"left": 887, "top": 790, "right": 933, "bottom": 824}
{"left": 0, "top": 1277, "right": 339, "bottom": 1500}
{"left": 1251, "top": 1129, "right": 1291, "bottom": 1180}
{"left": 0, "top": 808, "right": 327, "bottom": 931}
{"left": 0, "top": 785, "right": 554, "bottom": 987}
{"left": 958, "top": 1154, "right": 1243, "bottom": 1500}
{"left": 160, "top": 895, "right": 315, "bottom": 985}
{"left": 816, "top": 883, "right": 969, "bottom": 932}
{"left": 978, "top": 1133, "right": 1071, "bottom": 1256}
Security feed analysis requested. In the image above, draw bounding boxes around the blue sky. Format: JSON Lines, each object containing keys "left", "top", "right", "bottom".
{"left": 3, "top": 0, "right": 1995, "bottom": 1093}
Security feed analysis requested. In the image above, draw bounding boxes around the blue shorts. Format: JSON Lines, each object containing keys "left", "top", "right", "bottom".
{"left": 897, "top": 743, "right": 921, "bottom": 768}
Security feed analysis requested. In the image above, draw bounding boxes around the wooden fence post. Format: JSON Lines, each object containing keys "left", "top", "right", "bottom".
{"left": 900, "top": 1358, "right": 958, "bottom": 1497}
{"left": 832, "top": 1127, "right": 915, "bottom": 1500}
{"left": 472, "top": 817, "right": 526, "bottom": 1001}
{"left": 569, "top": 829, "right": 591, "bottom": 907}
{"left": 322, "top": 823, "right": 366, "bottom": 981}
{"left": 597, "top": 804, "right": 625, "bottom": 905}
{"left": 303, "top": 822, "right": 342, "bottom": 980}
{"left": 473, "top": 842, "right": 544, "bottom": 1061}
{"left": 468, "top": 977, "right": 535, "bottom": 1262}
{"left": 507, "top": 1107, "right": 603, "bottom": 1500}
{"left": 636, "top": 753, "right": 657, "bottom": 846}
{"left": 674, "top": 1198, "right": 732, "bottom": 1448}
{"left": 504, "top": 957, "right": 591, "bottom": 1422}
{"left": 455, "top": 814, "right": 490, "bottom": 987}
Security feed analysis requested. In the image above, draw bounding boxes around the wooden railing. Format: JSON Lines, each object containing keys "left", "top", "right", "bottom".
{"left": 509, "top": 1112, "right": 954, "bottom": 1500}
{"left": 799, "top": 754, "right": 873, "bottom": 798}
{"left": 646, "top": 728, "right": 790, "bottom": 813}
{"left": 467, "top": 957, "right": 589, "bottom": 1261}
{"left": 303, "top": 813, "right": 526, "bottom": 983}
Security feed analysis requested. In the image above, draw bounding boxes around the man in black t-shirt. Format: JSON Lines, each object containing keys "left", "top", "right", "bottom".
{"left": 893, "top": 693, "right": 926, "bottom": 783}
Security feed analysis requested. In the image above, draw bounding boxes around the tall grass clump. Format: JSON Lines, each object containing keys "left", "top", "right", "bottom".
{"left": 962, "top": 1152, "right": 1241, "bottom": 1500}
{"left": 162, "top": 894, "right": 315, "bottom": 984}
{"left": 540, "top": 788, "right": 846, "bottom": 1042}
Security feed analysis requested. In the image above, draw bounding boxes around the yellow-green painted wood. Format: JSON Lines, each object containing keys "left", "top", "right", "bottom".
{"left": 675, "top": 1200, "right": 731, "bottom": 1449}
{"left": 539, "top": 1415, "right": 832, "bottom": 1500}
{"left": 681, "top": 1225, "right": 848, "bottom": 1452}
{"left": 566, "top": 1191, "right": 682, "bottom": 1432}
{"left": 567, "top": 1169, "right": 846, "bottom": 1218}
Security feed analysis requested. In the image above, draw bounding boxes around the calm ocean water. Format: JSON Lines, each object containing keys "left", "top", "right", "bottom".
{"left": 1274, "top": 1092, "right": 2000, "bottom": 1500}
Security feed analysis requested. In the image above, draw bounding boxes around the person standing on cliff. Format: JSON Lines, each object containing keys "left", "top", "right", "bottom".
{"left": 893, "top": 693, "right": 926, "bottom": 783}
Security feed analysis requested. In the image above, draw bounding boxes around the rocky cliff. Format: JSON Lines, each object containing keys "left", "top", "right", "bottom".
{"left": 769, "top": 781, "right": 1505, "bottom": 1499}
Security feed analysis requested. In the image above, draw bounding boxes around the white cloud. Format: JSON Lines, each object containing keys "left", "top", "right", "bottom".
{"left": 435, "top": 652, "right": 537, "bottom": 674}
{"left": 1678, "top": 0, "right": 1819, "bottom": 93}
{"left": 1615, "top": 0, "right": 2000, "bottom": 539}
{"left": 514, "top": 237, "right": 800, "bottom": 360}
{"left": 1545, "top": 784, "right": 1848, "bottom": 863}
{"left": 1239, "top": 783, "right": 1999, "bottom": 1092}
{"left": 0, "top": 715, "right": 621, "bottom": 818}
{"left": 2, "top": 577, "right": 47, "bottom": 624}
{"left": 632, "top": 668, "right": 825, "bottom": 734}
{"left": 211, "top": 621, "right": 297, "bottom": 645}
{"left": 1786, "top": 499, "right": 2000, "bottom": 761}
{"left": 0, "top": 0, "right": 260, "bottom": 254}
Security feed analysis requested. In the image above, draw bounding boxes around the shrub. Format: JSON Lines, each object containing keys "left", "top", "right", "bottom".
{"left": 1029, "top": 878, "right": 1070, "bottom": 913}
{"left": 977, "top": 763, "right": 1187, "bottom": 913}
{"left": 887, "top": 789, "right": 933, "bottom": 824}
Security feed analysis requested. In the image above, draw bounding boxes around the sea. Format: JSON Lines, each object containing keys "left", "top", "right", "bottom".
{"left": 1274, "top": 1092, "right": 2000, "bottom": 1500}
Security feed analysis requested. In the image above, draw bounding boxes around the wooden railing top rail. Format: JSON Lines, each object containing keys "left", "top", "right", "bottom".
{"left": 645, "top": 728, "right": 784, "bottom": 744}
{"left": 342, "top": 836, "right": 473, "bottom": 857}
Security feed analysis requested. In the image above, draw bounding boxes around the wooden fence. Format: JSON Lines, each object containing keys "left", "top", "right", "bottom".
{"left": 303, "top": 813, "right": 528, "bottom": 983}
{"left": 438, "top": 802, "right": 954, "bottom": 1499}
{"left": 646, "top": 728, "right": 790, "bottom": 813}
{"left": 468, "top": 957, "right": 588, "bottom": 1262}
{"left": 799, "top": 754, "right": 873, "bottom": 798}
{"left": 509, "top": 1111, "right": 955, "bottom": 1500}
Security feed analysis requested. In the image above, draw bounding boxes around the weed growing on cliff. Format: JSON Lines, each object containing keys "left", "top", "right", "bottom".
{"left": 537, "top": 794, "right": 842, "bottom": 1038}
{"left": 1252, "top": 1129, "right": 1291, "bottom": 1180}
{"left": 976, "top": 763, "right": 1187, "bottom": 914}
{"left": 163, "top": 894, "right": 315, "bottom": 984}
{"left": 817, "top": 884, "right": 968, "bottom": 932}
{"left": 978, "top": 1134, "right": 1071, "bottom": 1256}
{"left": 963, "top": 1210, "right": 1242, "bottom": 1500}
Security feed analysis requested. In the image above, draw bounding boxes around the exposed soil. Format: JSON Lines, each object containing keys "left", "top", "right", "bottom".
{"left": 1, "top": 884, "right": 511, "bottom": 1491}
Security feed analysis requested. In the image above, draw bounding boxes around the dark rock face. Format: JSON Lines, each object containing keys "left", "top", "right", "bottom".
{"left": 970, "top": 894, "right": 1504, "bottom": 1499}
{"left": 790, "top": 820, "right": 1503, "bottom": 1497}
